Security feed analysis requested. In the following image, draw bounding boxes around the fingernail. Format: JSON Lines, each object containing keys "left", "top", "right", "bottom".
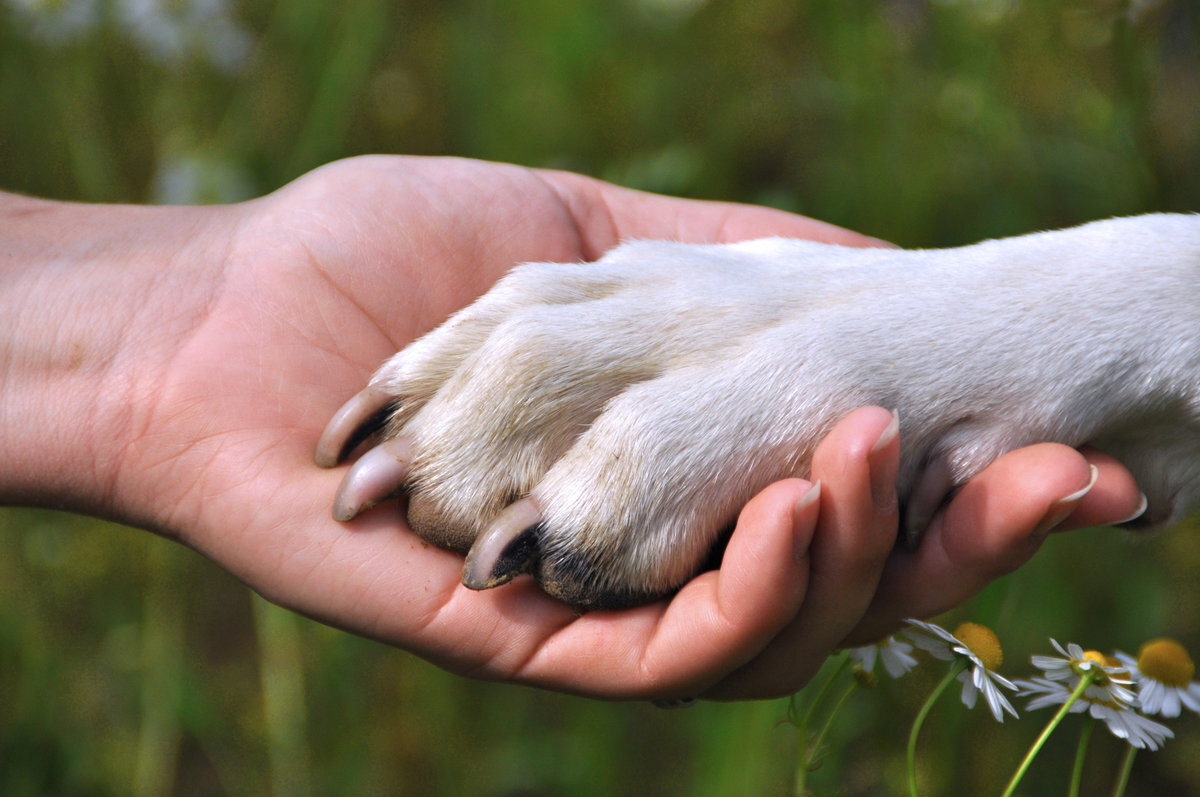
{"left": 1113, "top": 492, "right": 1149, "bottom": 526}
{"left": 793, "top": 481, "right": 821, "bottom": 563}
{"left": 1033, "top": 465, "right": 1098, "bottom": 536}
{"left": 868, "top": 411, "right": 900, "bottom": 514}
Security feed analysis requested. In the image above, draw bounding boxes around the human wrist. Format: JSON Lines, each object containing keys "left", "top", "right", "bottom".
{"left": 0, "top": 192, "right": 231, "bottom": 519}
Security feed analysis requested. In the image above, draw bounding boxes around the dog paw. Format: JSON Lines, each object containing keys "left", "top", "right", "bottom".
{"left": 317, "top": 241, "right": 843, "bottom": 607}
{"left": 318, "top": 215, "right": 1200, "bottom": 609}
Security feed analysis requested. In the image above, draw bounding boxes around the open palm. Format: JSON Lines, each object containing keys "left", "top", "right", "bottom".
{"left": 108, "top": 155, "right": 1141, "bottom": 701}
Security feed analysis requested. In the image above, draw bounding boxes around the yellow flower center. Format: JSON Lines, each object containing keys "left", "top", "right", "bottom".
{"left": 1138, "top": 638, "right": 1196, "bottom": 688}
{"left": 953, "top": 622, "right": 1003, "bottom": 671}
{"left": 1076, "top": 650, "right": 1130, "bottom": 683}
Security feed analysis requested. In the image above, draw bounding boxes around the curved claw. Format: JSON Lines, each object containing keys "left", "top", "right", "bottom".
{"left": 462, "top": 499, "right": 544, "bottom": 590}
{"left": 315, "top": 386, "right": 397, "bottom": 468}
{"left": 332, "top": 437, "right": 414, "bottom": 522}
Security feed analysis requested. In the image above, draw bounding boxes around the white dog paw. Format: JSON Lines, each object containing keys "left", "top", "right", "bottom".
{"left": 318, "top": 214, "right": 1200, "bottom": 609}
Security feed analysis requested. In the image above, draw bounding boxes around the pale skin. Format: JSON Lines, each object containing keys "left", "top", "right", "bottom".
{"left": 0, "top": 155, "right": 1144, "bottom": 701}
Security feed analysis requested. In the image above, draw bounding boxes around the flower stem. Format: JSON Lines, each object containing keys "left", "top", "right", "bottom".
{"left": 1110, "top": 744, "right": 1137, "bottom": 797}
{"left": 1068, "top": 718, "right": 1095, "bottom": 797}
{"left": 802, "top": 654, "right": 850, "bottom": 728}
{"left": 1001, "top": 672, "right": 1096, "bottom": 797}
{"left": 793, "top": 654, "right": 851, "bottom": 797}
{"left": 789, "top": 694, "right": 808, "bottom": 797}
{"left": 906, "top": 660, "right": 966, "bottom": 797}
{"left": 813, "top": 681, "right": 858, "bottom": 758}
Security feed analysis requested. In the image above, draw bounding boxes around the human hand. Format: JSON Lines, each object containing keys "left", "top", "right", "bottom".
{"left": 0, "top": 155, "right": 1145, "bottom": 700}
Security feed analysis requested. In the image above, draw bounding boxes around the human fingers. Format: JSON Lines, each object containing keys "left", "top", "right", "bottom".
{"left": 377, "top": 411, "right": 884, "bottom": 700}
{"left": 538, "top": 168, "right": 892, "bottom": 259}
{"left": 843, "top": 442, "right": 1143, "bottom": 646}
{"left": 1054, "top": 446, "right": 1145, "bottom": 530}
{"left": 701, "top": 407, "right": 901, "bottom": 700}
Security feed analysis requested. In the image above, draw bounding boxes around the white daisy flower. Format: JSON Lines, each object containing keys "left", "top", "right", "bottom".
{"left": 847, "top": 635, "right": 919, "bottom": 684}
{"left": 1115, "top": 638, "right": 1200, "bottom": 718}
{"left": 1017, "top": 676, "right": 1174, "bottom": 751}
{"left": 904, "top": 619, "right": 1018, "bottom": 722}
{"left": 1016, "top": 640, "right": 1174, "bottom": 751}
{"left": 1027, "top": 638, "right": 1137, "bottom": 705}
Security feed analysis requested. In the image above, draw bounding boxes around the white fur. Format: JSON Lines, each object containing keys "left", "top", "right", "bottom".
{"left": 360, "top": 214, "right": 1200, "bottom": 605}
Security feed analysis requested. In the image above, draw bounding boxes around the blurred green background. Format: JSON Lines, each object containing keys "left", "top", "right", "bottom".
{"left": 2, "top": 0, "right": 1199, "bottom": 794}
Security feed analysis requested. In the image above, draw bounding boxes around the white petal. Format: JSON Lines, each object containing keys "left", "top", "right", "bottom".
{"left": 1180, "top": 684, "right": 1200, "bottom": 714}
{"left": 1161, "top": 690, "right": 1182, "bottom": 718}
{"left": 848, "top": 645, "right": 878, "bottom": 672}
{"left": 880, "top": 643, "right": 918, "bottom": 679}
{"left": 990, "top": 671, "right": 1017, "bottom": 691}
{"left": 958, "top": 671, "right": 979, "bottom": 710}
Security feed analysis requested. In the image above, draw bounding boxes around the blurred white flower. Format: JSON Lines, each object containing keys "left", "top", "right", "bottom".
{"left": 152, "top": 146, "right": 255, "bottom": 204}
{"left": 847, "top": 635, "right": 918, "bottom": 682}
{"left": 115, "top": 0, "right": 253, "bottom": 73}
{"left": 4, "top": 0, "right": 101, "bottom": 44}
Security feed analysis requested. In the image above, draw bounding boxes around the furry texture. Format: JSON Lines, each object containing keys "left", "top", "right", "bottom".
{"left": 322, "top": 213, "right": 1200, "bottom": 609}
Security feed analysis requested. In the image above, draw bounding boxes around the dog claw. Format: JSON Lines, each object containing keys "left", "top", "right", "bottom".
{"left": 315, "top": 386, "right": 397, "bottom": 468}
{"left": 462, "top": 499, "right": 544, "bottom": 590}
{"left": 332, "top": 437, "right": 414, "bottom": 521}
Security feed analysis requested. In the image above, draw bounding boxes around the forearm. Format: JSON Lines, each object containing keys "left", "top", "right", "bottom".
{"left": 0, "top": 192, "right": 228, "bottom": 520}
